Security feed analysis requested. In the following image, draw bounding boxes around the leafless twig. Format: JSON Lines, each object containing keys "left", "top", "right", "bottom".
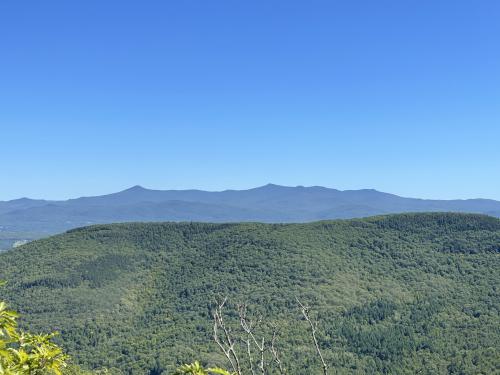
{"left": 245, "top": 334, "right": 256, "bottom": 375}
{"left": 270, "top": 326, "right": 285, "bottom": 374}
{"left": 296, "top": 297, "right": 328, "bottom": 375}
{"left": 213, "top": 297, "right": 243, "bottom": 375}
{"left": 238, "top": 304, "right": 265, "bottom": 375}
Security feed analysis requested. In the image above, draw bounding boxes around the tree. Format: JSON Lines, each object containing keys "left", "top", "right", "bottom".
{"left": 174, "top": 361, "right": 234, "bottom": 375}
{"left": 175, "top": 297, "right": 329, "bottom": 375}
{"left": 0, "top": 281, "right": 68, "bottom": 375}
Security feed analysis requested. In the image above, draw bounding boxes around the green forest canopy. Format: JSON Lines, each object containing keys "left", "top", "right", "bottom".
{"left": 0, "top": 213, "right": 499, "bottom": 374}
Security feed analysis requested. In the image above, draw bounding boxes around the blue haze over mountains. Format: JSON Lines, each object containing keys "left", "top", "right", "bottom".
{"left": 1, "top": 184, "right": 500, "bottom": 248}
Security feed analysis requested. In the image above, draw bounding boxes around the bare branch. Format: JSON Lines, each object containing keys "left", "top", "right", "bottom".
{"left": 245, "top": 336, "right": 256, "bottom": 375}
{"left": 238, "top": 304, "right": 265, "bottom": 375}
{"left": 213, "top": 313, "right": 234, "bottom": 369}
{"left": 270, "top": 326, "right": 285, "bottom": 374}
{"left": 212, "top": 297, "right": 243, "bottom": 375}
{"left": 212, "top": 299, "right": 292, "bottom": 375}
{"left": 296, "top": 297, "right": 328, "bottom": 375}
{"left": 259, "top": 337, "right": 265, "bottom": 375}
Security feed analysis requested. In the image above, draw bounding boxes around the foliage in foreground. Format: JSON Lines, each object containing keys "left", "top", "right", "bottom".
{"left": 174, "top": 361, "right": 232, "bottom": 375}
{"left": 0, "top": 282, "right": 68, "bottom": 375}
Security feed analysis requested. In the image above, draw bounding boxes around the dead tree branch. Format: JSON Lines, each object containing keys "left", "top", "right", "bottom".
{"left": 296, "top": 297, "right": 328, "bottom": 375}
{"left": 238, "top": 304, "right": 265, "bottom": 375}
{"left": 213, "top": 297, "right": 243, "bottom": 375}
{"left": 212, "top": 298, "right": 289, "bottom": 375}
{"left": 270, "top": 326, "right": 285, "bottom": 374}
{"left": 245, "top": 334, "right": 255, "bottom": 375}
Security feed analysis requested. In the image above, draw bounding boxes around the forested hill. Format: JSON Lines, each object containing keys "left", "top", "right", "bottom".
{"left": 0, "top": 213, "right": 499, "bottom": 374}
{"left": 1, "top": 184, "right": 500, "bottom": 250}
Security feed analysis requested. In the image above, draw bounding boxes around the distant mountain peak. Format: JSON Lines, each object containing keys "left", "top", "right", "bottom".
{"left": 10, "top": 197, "right": 35, "bottom": 202}
{"left": 253, "top": 183, "right": 287, "bottom": 191}
{"left": 123, "top": 185, "right": 148, "bottom": 192}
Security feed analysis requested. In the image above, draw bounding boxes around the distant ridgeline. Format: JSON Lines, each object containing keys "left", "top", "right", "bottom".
{"left": 0, "top": 213, "right": 499, "bottom": 373}
{"left": 1, "top": 185, "right": 500, "bottom": 249}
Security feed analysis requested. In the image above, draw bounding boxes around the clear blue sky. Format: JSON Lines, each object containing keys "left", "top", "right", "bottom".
{"left": 1, "top": 1, "right": 499, "bottom": 201}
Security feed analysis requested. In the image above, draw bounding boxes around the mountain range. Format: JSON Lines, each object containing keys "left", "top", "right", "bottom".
{"left": 1, "top": 184, "right": 500, "bottom": 248}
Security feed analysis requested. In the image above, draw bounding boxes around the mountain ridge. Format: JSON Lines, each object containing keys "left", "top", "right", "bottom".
{"left": 2, "top": 184, "right": 499, "bottom": 205}
{"left": 1, "top": 184, "right": 499, "bottom": 249}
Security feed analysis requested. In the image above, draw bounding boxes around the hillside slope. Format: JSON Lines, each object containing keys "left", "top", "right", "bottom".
{"left": 0, "top": 213, "right": 499, "bottom": 374}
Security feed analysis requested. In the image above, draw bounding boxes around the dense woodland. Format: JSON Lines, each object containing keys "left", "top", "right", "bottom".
{"left": 0, "top": 213, "right": 499, "bottom": 374}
